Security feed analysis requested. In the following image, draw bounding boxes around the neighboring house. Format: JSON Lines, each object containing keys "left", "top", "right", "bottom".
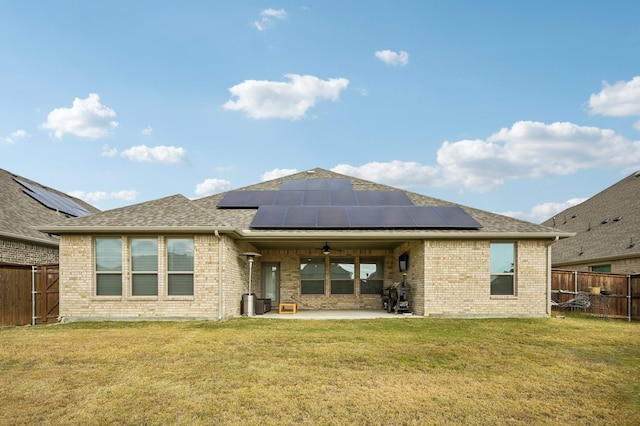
{"left": 39, "top": 168, "right": 570, "bottom": 321}
{"left": 541, "top": 170, "right": 640, "bottom": 274}
{"left": 0, "top": 168, "right": 100, "bottom": 266}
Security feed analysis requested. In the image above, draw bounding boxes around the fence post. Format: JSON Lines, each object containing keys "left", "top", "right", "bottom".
{"left": 628, "top": 275, "right": 632, "bottom": 323}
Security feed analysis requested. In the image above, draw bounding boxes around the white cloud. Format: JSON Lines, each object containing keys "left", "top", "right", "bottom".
{"left": 254, "top": 8, "right": 287, "bottom": 31}
{"left": 374, "top": 50, "right": 410, "bottom": 66}
{"left": 120, "top": 145, "right": 188, "bottom": 165}
{"left": 331, "top": 121, "right": 640, "bottom": 193}
{"left": 2, "top": 129, "right": 29, "bottom": 144}
{"left": 41, "top": 93, "right": 118, "bottom": 139}
{"left": 332, "top": 161, "right": 439, "bottom": 189}
{"left": 101, "top": 144, "right": 118, "bottom": 157}
{"left": 501, "top": 198, "right": 587, "bottom": 224}
{"left": 223, "top": 74, "right": 349, "bottom": 120}
{"left": 588, "top": 76, "right": 640, "bottom": 117}
{"left": 588, "top": 76, "right": 640, "bottom": 129}
{"left": 141, "top": 126, "right": 153, "bottom": 136}
{"left": 437, "top": 121, "right": 640, "bottom": 191}
{"left": 261, "top": 168, "right": 298, "bottom": 181}
{"left": 69, "top": 189, "right": 139, "bottom": 203}
{"left": 194, "top": 178, "right": 232, "bottom": 197}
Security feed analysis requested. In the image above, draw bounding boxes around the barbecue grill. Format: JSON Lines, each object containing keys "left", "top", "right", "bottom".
{"left": 382, "top": 274, "right": 411, "bottom": 314}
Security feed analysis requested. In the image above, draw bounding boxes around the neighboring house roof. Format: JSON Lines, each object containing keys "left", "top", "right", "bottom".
{"left": 541, "top": 171, "right": 640, "bottom": 266}
{"left": 0, "top": 168, "right": 100, "bottom": 246}
{"left": 40, "top": 168, "right": 569, "bottom": 244}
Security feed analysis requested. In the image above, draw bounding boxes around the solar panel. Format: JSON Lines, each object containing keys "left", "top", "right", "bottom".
{"left": 14, "top": 178, "right": 90, "bottom": 217}
{"left": 250, "top": 206, "right": 287, "bottom": 227}
{"left": 216, "top": 190, "right": 255, "bottom": 207}
{"left": 355, "top": 191, "right": 384, "bottom": 206}
{"left": 379, "top": 206, "right": 415, "bottom": 227}
{"left": 280, "top": 180, "right": 307, "bottom": 190}
{"left": 274, "top": 190, "right": 304, "bottom": 205}
{"left": 380, "top": 191, "right": 413, "bottom": 205}
{"left": 433, "top": 206, "right": 483, "bottom": 228}
{"left": 346, "top": 206, "right": 383, "bottom": 228}
{"left": 284, "top": 206, "right": 317, "bottom": 227}
{"left": 329, "top": 190, "right": 357, "bottom": 206}
{"left": 317, "top": 206, "right": 350, "bottom": 228}
{"left": 247, "top": 190, "right": 278, "bottom": 206}
{"left": 303, "top": 190, "right": 331, "bottom": 205}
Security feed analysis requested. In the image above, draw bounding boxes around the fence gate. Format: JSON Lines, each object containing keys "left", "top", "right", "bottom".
{"left": 36, "top": 265, "right": 59, "bottom": 324}
{"left": 0, "top": 265, "right": 58, "bottom": 327}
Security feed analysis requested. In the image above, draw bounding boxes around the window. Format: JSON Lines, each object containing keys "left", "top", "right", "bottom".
{"left": 131, "top": 238, "right": 158, "bottom": 296}
{"left": 95, "top": 238, "right": 122, "bottom": 296}
{"left": 167, "top": 238, "right": 194, "bottom": 296}
{"left": 490, "top": 242, "right": 515, "bottom": 296}
{"left": 590, "top": 264, "right": 611, "bottom": 273}
{"left": 300, "top": 258, "right": 325, "bottom": 294}
{"left": 331, "top": 258, "right": 355, "bottom": 294}
{"left": 360, "top": 257, "right": 384, "bottom": 294}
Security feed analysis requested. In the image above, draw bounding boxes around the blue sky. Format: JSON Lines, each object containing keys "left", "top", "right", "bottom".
{"left": 2, "top": 1, "right": 640, "bottom": 223}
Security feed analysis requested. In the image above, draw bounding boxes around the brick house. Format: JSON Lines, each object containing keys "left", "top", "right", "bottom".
{"left": 0, "top": 168, "right": 99, "bottom": 266}
{"left": 39, "top": 168, "right": 570, "bottom": 321}
{"left": 541, "top": 170, "right": 640, "bottom": 274}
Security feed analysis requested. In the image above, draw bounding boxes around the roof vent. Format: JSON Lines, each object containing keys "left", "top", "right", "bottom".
{"left": 571, "top": 213, "right": 578, "bottom": 219}
{"left": 614, "top": 216, "right": 622, "bottom": 222}
{"left": 628, "top": 237, "right": 635, "bottom": 249}
{"left": 601, "top": 218, "right": 609, "bottom": 224}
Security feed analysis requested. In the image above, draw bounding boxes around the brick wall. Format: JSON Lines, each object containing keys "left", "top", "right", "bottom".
{"left": 59, "top": 234, "right": 235, "bottom": 322}
{"left": 423, "top": 239, "right": 550, "bottom": 318}
{"left": 58, "top": 234, "right": 552, "bottom": 321}
{"left": 0, "top": 237, "right": 58, "bottom": 266}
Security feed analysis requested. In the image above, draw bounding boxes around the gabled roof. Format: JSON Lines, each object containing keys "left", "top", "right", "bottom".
{"left": 0, "top": 168, "right": 100, "bottom": 246}
{"left": 541, "top": 171, "right": 640, "bottom": 266}
{"left": 40, "top": 168, "right": 568, "bottom": 243}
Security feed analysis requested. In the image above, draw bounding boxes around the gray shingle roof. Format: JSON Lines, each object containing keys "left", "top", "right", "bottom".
{"left": 40, "top": 168, "right": 566, "bottom": 240}
{"left": 541, "top": 171, "right": 640, "bottom": 265}
{"left": 0, "top": 168, "right": 100, "bottom": 245}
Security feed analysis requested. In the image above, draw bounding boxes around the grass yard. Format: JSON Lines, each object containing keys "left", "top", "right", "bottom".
{"left": 1, "top": 315, "right": 639, "bottom": 425}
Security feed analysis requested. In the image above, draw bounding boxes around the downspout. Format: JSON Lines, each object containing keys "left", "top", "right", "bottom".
{"left": 546, "top": 237, "right": 558, "bottom": 316}
{"left": 214, "top": 230, "right": 223, "bottom": 320}
{"left": 31, "top": 265, "right": 37, "bottom": 326}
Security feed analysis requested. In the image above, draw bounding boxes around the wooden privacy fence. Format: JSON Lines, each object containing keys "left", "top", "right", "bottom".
{"left": 0, "top": 265, "right": 59, "bottom": 327}
{"left": 551, "top": 270, "right": 639, "bottom": 321}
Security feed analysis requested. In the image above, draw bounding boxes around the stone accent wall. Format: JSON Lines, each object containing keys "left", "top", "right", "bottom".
{"left": 0, "top": 237, "right": 58, "bottom": 266}
{"left": 423, "top": 239, "right": 550, "bottom": 318}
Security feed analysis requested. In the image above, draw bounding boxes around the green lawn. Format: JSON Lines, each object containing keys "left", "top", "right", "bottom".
{"left": 1, "top": 315, "right": 639, "bottom": 425}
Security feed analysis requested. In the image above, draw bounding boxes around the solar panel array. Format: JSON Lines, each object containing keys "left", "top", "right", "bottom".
{"left": 216, "top": 178, "right": 482, "bottom": 229}
{"left": 250, "top": 206, "right": 482, "bottom": 229}
{"left": 14, "top": 178, "right": 91, "bottom": 217}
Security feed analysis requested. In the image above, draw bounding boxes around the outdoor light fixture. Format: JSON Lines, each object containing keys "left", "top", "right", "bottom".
{"left": 240, "top": 252, "right": 262, "bottom": 316}
{"left": 322, "top": 242, "right": 331, "bottom": 255}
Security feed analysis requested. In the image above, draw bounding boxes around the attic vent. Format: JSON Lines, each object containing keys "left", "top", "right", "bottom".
{"left": 634, "top": 170, "right": 640, "bottom": 178}
{"left": 601, "top": 218, "right": 609, "bottom": 224}
{"left": 614, "top": 216, "right": 622, "bottom": 222}
{"left": 571, "top": 213, "right": 578, "bottom": 219}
